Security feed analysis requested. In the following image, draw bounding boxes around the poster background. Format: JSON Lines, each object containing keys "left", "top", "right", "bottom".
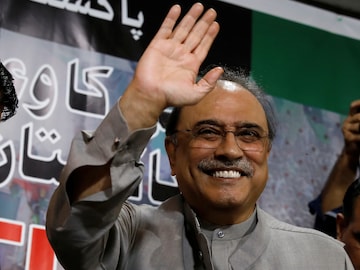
{"left": 0, "top": 0, "right": 359, "bottom": 269}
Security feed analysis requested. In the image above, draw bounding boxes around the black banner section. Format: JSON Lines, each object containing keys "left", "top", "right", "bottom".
{"left": 0, "top": 0, "right": 252, "bottom": 71}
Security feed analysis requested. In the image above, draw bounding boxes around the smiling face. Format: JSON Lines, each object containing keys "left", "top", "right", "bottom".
{"left": 165, "top": 82, "right": 271, "bottom": 225}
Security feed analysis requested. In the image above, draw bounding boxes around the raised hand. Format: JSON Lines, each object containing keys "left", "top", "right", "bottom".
{"left": 120, "top": 3, "right": 223, "bottom": 131}
{"left": 343, "top": 99, "right": 360, "bottom": 157}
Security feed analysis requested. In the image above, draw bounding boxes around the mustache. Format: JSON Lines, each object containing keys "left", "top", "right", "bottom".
{"left": 198, "top": 157, "right": 254, "bottom": 177}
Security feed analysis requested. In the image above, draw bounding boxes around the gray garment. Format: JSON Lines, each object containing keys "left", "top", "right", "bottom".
{"left": 46, "top": 104, "right": 354, "bottom": 270}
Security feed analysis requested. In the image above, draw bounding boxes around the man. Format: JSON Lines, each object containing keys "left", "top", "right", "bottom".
{"left": 0, "top": 61, "right": 18, "bottom": 121}
{"left": 309, "top": 100, "right": 360, "bottom": 238}
{"left": 46, "top": 3, "right": 354, "bottom": 269}
{"left": 337, "top": 178, "right": 360, "bottom": 270}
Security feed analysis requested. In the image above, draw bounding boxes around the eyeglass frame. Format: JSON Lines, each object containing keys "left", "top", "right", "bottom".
{"left": 169, "top": 121, "right": 270, "bottom": 152}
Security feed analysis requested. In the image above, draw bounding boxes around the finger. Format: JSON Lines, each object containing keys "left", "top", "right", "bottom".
{"left": 354, "top": 122, "right": 360, "bottom": 134}
{"left": 344, "top": 122, "right": 360, "bottom": 134}
{"left": 183, "top": 8, "right": 218, "bottom": 53}
{"left": 152, "top": 4, "right": 182, "bottom": 40}
{"left": 196, "top": 66, "right": 224, "bottom": 93}
{"left": 349, "top": 99, "right": 360, "bottom": 116}
{"left": 193, "top": 21, "right": 220, "bottom": 61}
{"left": 344, "top": 129, "right": 360, "bottom": 143}
{"left": 170, "top": 3, "right": 205, "bottom": 43}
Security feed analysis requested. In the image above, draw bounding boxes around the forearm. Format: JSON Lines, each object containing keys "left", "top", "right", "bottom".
{"left": 64, "top": 102, "right": 156, "bottom": 202}
{"left": 321, "top": 149, "right": 359, "bottom": 212}
{"left": 46, "top": 102, "right": 156, "bottom": 268}
{"left": 46, "top": 100, "right": 156, "bottom": 213}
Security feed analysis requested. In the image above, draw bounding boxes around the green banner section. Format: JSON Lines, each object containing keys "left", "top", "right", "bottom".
{"left": 251, "top": 11, "right": 360, "bottom": 115}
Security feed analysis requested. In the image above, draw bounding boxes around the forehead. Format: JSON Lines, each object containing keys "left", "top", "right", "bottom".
{"left": 179, "top": 82, "right": 267, "bottom": 129}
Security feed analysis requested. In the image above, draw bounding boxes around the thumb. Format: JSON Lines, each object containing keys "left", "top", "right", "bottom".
{"left": 196, "top": 66, "right": 224, "bottom": 93}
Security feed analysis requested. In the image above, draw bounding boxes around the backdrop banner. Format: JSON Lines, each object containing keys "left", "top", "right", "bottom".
{"left": 0, "top": 0, "right": 359, "bottom": 269}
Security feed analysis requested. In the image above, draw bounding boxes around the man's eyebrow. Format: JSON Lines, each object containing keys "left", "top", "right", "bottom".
{"left": 194, "top": 119, "right": 222, "bottom": 127}
{"left": 193, "top": 120, "right": 265, "bottom": 131}
{"left": 236, "top": 122, "right": 263, "bottom": 129}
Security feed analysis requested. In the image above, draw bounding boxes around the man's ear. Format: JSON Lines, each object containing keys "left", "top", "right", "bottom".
{"left": 336, "top": 213, "right": 346, "bottom": 240}
{"left": 165, "top": 137, "right": 176, "bottom": 176}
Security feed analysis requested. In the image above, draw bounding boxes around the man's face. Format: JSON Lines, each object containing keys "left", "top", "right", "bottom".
{"left": 337, "top": 197, "right": 360, "bottom": 270}
{"left": 165, "top": 82, "right": 271, "bottom": 224}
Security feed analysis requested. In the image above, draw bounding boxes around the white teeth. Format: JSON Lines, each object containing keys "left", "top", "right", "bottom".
{"left": 213, "top": 170, "right": 241, "bottom": 178}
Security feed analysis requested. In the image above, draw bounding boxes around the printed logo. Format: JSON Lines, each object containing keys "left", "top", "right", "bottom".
{"left": 29, "top": 0, "right": 114, "bottom": 21}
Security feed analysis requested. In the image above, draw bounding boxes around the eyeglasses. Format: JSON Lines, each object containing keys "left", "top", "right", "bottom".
{"left": 173, "top": 124, "right": 269, "bottom": 152}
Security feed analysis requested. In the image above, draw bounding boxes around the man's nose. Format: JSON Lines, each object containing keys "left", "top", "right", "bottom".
{"left": 213, "top": 132, "right": 244, "bottom": 159}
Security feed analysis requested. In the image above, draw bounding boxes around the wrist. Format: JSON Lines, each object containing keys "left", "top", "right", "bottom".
{"left": 119, "top": 86, "right": 165, "bottom": 132}
{"left": 340, "top": 148, "right": 360, "bottom": 169}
